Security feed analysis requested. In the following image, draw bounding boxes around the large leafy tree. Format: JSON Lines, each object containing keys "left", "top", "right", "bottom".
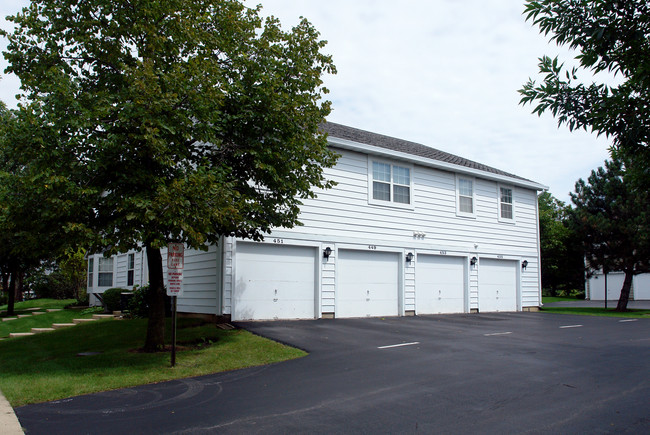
{"left": 570, "top": 159, "right": 650, "bottom": 311}
{"left": 2, "top": 0, "right": 336, "bottom": 351}
{"left": 0, "top": 103, "right": 90, "bottom": 315}
{"left": 538, "top": 191, "right": 583, "bottom": 295}
{"left": 519, "top": 0, "right": 650, "bottom": 167}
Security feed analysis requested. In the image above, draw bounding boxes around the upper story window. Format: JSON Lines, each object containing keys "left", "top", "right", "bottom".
{"left": 456, "top": 175, "right": 476, "bottom": 218}
{"left": 127, "top": 253, "right": 135, "bottom": 287}
{"left": 369, "top": 159, "right": 413, "bottom": 207}
{"left": 499, "top": 185, "right": 514, "bottom": 221}
{"left": 98, "top": 257, "right": 114, "bottom": 287}
{"left": 87, "top": 258, "right": 94, "bottom": 288}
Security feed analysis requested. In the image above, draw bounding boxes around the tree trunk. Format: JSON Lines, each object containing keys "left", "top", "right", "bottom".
{"left": 16, "top": 270, "right": 24, "bottom": 301}
{"left": 1, "top": 271, "right": 8, "bottom": 309}
{"left": 143, "top": 244, "right": 166, "bottom": 352}
{"left": 1, "top": 271, "right": 8, "bottom": 296}
{"left": 7, "top": 267, "right": 16, "bottom": 316}
{"left": 615, "top": 267, "right": 634, "bottom": 312}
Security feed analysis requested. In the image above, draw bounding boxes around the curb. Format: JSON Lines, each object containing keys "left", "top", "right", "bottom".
{"left": 0, "top": 389, "right": 23, "bottom": 434}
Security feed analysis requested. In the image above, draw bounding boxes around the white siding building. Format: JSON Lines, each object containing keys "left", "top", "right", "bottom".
{"left": 87, "top": 122, "right": 547, "bottom": 320}
{"left": 586, "top": 271, "right": 650, "bottom": 301}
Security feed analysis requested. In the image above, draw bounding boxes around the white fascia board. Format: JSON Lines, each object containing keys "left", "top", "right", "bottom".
{"left": 328, "top": 136, "right": 548, "bottom": 191}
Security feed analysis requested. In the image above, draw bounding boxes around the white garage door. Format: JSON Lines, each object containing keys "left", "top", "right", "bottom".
{"left": 416, "top": 255, "right": 466, "bottom": 314}
{"left": 479, "top": 259, "right": 518, "bottom": 312}
{"left": 633, "top": 274, "right": 650, "bottom": 300}
{"left": 588, "top": 273, "right": 626, "bottom": 301}
{"left": 233, "top": 243, "right": 317, "bottom": 321}
{"left": 337, "top": 250, "right": 399, "bottom": 318}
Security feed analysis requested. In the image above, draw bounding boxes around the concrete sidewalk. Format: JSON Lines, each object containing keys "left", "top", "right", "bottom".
{"left": 0, "top": 390, "right": 23, "bottom": 434}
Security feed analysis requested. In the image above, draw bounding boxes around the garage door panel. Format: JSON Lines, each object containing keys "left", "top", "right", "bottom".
{"left": 479, "top": 259, "right": 517, "bottom": 312}
{"left": 633, "top": 274, "right": 650, "bottom": 300}
{"left": 338, "top": 250, "right": 399, "bottom": 318}
{"left": 416, "top": 255, "right": 465, "bottom": 314}
{"left": 234, "top": 243, "right": 316, "bottom": 321}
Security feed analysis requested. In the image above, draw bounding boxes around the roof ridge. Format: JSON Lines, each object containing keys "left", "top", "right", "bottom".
{"left": 320, "top": 121, "right": 533, "bottom": 183}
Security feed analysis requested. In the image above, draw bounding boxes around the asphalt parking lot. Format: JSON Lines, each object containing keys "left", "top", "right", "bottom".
{"left": 16, "top": 312, "right": 650, "bottom": 434}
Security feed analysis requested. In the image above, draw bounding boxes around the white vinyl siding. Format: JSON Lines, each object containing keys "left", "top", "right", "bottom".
{"left": 369, "top": 158, "right": 413, "bottom": 208}
{"left": 176, "top": 245, "right": 221, "bottom": 315}
{"left": 166, "top": 146, "right": 541, "bottom": 318}
{"left": 274, "top": 149, "right": 540, "bottom": 310}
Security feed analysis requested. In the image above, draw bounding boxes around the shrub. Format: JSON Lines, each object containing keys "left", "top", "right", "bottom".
{"left": 127, "top": 285, "right": 172, "bottom": 318}
{"left": 128, "top": 285, "right": 151, "bottom": 318}
{"left": 102, "top": 288, "right": 126, "bottom": 313}
{"left": 76, "top": 290, "right": 90, "bottom": 307}
{"left": 30, "top": 272, "right": 72, "bottom": 299}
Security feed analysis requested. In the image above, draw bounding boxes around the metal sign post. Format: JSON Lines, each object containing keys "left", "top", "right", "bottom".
{"left": 605, "top": 271, "right": 607, "bottom": 309}
{"left": 167, "top": 243, "right": 184, "bottom": 368}
{"left": 171, "top": 295, "right": 177, "bottom": 367}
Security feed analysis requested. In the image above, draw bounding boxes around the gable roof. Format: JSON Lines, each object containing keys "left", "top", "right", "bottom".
{"left": 321, "top": 121, "right": 546, "bottom": 190}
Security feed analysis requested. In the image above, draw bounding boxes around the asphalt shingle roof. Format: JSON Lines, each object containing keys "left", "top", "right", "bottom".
{"left": 321, "top": 121, "right": 531, "bottom": 183}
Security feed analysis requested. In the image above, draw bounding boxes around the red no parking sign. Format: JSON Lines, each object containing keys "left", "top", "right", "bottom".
{"left": 167, "top": 243, "right": 184, "bottom": 297}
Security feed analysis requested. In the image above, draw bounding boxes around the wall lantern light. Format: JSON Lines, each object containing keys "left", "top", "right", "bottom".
{"left": 522, "top": 260, "right": 528, "bottom": 270}
{"left": 406, "top": 252, "right": 414, "bottom": 263}
{"left": 323, "top": 247, "right": 332, "bottom": 260}
{"left": 470, "top": 257, "right": 478, "bottom": 267}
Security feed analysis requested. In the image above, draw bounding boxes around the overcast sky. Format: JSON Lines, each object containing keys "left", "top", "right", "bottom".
{"left": 1, "top": 0, "right": 612, "bottom": 202}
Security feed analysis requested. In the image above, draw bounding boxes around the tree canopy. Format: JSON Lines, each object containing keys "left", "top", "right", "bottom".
{"left": 519, "top": 0, "right": 650, "bottom": 164}
{"left": 571, "top": 158, "right": 650, "bottom": 311}
{"left": 0, "top": 101, "right": 91, "bottom": 314}
{"left": 2, "top": 0, "right": 337, "bottom": 350}
{"left": 537, "top": 191, "right": 583, "bottom": 296}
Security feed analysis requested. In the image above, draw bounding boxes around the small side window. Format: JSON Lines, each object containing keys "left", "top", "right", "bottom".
{"left": 127, "top": 253, "right": 135, "bottom": 286}
{"left": 498, "top": 185, "right": 515, "bottom": 222}
{"left": 87, "top": 258, "right": 94, "bottom": 288}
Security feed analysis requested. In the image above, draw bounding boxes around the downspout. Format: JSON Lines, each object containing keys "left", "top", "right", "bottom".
{"left": 535, "top": 189, "right": 545, "bottom": 307}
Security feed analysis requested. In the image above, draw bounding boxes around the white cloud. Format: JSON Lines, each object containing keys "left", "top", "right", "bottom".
{"left": 0, "top": 0, "right": 612, "bottom": 202}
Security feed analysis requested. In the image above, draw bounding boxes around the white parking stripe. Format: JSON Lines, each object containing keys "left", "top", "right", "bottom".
{"left": 559, "top": 325, "right": 583, "bottom": 329}
{"left": 619, "top": 319, "right": 638, "bottom": 323}
{"left": 377, "top": 342, "right": 420, "bottom": 349}
{"left": 483, "top": 332, "right": 512, "bottom": 336}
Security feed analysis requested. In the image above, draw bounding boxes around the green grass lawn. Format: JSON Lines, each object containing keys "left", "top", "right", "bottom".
{"left": 0, "top": 300, "right": 306, "bottom": 407}
{"left": 540, "top": 306, "right": 650, "bottom": 317}
{"left": 0, "top": 299, "right": 103, "bottom": 338}
{"left": 541, "top": 296, "right": 650, "bottom": 317}
{"left": 542, "top": 296, "right": 581, "bottom": 304}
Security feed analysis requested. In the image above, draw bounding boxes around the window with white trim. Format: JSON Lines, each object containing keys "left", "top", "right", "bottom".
{"left": 456, "top": 176, "right": 476, "bottom": 217}
{"left": 87, "top": 258, "right": 94, "bottom": 288}
{"left": 98, "top": 257, "right": 114, "bottom": 287}
{"left": 127, "top": 253, "right": 135, "bottom": 287}
{"left": 370, "top": 160, "right": 413, "bottom": 206}
{"left": 499, "top": 185, "right": 514, "bottom": 221}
